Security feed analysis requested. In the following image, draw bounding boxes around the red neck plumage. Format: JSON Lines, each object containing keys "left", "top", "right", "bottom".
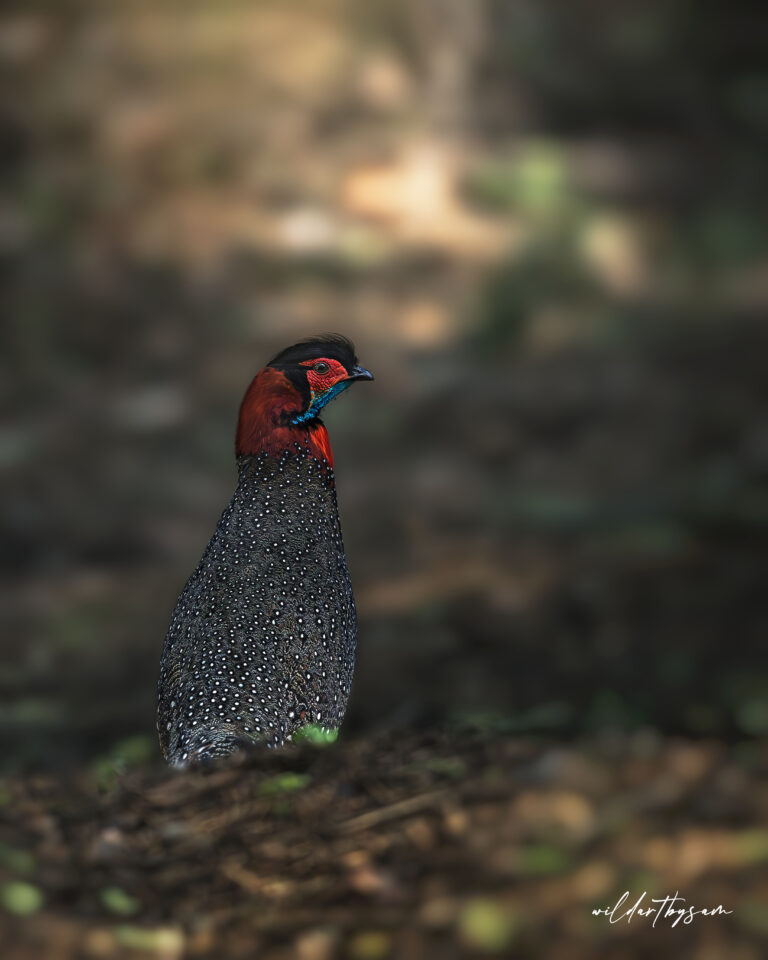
{"left": 235, "top": 367, "right": 334, "bottom": 467}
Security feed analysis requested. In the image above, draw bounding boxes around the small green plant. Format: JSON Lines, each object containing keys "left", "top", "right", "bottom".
{"left": 517, "top": 843, "right": 572, "bottom": 876}
{"left": 258, "top": 772, "right": 311, "bottom": 795}
{"left": 459, "top": 898, "right": 519, "bottom": 953}
{"left": 100, "top": 886, "right": 141, "bottom": 916}
{"left": 292, "top": 724, "right": 339, "bottom": 747}
{"left": 113, "top": 926, "right": 184, "bottom": 952}
{"left": 1, "top": 882, "right": 44, "bottom": 916}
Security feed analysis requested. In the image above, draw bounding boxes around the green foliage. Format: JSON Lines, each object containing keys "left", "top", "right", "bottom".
{"left": 517, "top": 843, "right": 572, "bottom": 876}
{"left": 0, "top": 845, "right": 35, "bottom": 876}
{"left": 258, "top": 772, "right": 311, "bottom": 795}
{"left": 292, "top": 724, "right": 339, "bottom": 747}
{"left": 459, "top": 898, "right": 519, "bottom": 953}
{"left": 472, "top": 239, "right": 597, "bottom": 355}
{"left": 695, "top": 208, "right": 768, "bottom": 266}
{"left": 452, "top": 711, "right": 516, "bottom": 735}
{"left": 586, "top": 691, "right": 639, "bottom": 731}
{"left": 0, "top": 699, "right": 64, "bottom": 725}
{"left": 1, "top": 882, "right": 44, "bottom": 916}
{"left": 113, "top": 926, "right": 184, "bottom": 953}
{"left": 100, "top": 886, "right": 141, "bottom": 916}
{"left": 734, "top": 830, "right": 768, "bottom": 865}
{"left": 423, "top": 756, "right": 467, "bottom": 778}
{"left": 465, "top": 143, "right": 570, "bottom": 217}
{"left": 736, "top": 699, "right": 768, "bottom": 736}
{"left": 348, "top": 930, "right": 392, "bottom": 960}
{"left": 453, "top": 701, "right": 572, "bottom": 736}
{"left": 724, "top": 675, "right": 768, "bottom": 735}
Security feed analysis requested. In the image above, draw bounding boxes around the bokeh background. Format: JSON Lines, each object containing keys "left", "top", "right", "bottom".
{"left": 3, "top": 0, "right": 766, "bottom": 770}
{"left": 1, "top": 2, "right": 768, "bottom": 956}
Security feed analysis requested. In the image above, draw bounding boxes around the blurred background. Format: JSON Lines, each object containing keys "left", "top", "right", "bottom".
{"left": 1, "top": 0, "right": 767, "bottom": 772}
{"left": 3, "top": 3, "right": 768, "bottom": 958}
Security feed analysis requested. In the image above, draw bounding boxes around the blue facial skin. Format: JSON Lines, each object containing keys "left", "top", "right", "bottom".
{"left": 291, "top": 379, "right": 352, "bottom": 425}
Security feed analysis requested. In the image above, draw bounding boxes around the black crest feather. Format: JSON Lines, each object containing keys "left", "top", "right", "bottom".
{"left": 268, "top": 334, "right": 357, "bottom": 370}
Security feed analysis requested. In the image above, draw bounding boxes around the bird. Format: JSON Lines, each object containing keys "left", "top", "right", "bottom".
{"left": 157, "top": 335, "right": 373, "bottom": 766}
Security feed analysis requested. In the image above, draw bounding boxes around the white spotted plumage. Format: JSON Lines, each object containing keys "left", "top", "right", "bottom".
{"left": 157, "top": 442, "right": 357, "bottom": 766}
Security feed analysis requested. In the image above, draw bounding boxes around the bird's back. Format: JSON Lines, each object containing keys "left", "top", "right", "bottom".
{"left": 157, "top": 445, "right": 357, "bottom": 765}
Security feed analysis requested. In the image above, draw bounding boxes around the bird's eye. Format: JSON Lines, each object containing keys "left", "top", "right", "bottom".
{"left": 313, "top": 361, "right": 330, "bottom": 374}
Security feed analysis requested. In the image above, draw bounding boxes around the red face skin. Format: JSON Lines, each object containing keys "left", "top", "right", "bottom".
{"left": 235, "top": 357, "right": 348, "bottom": 466}
{"left": 299, "top": 357, "right": 349, "bottom": 399}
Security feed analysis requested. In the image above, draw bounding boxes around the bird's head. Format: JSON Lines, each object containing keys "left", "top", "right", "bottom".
{"left": 236, "top": 335, "right": 373, "bottom": 462}
{"left": 268, "top": 334, "right": 374, "bottom": 424}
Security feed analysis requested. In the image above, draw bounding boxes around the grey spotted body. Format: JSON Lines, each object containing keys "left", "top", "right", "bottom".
{"left": 157, "top": 444, "right": 356, "bottom": 766}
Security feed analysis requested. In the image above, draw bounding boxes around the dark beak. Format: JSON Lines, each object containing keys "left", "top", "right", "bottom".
{"left": 348, "top": 364, "right": 374, "bottom": 382}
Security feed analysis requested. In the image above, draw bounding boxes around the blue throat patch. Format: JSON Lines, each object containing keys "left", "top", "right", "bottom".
{"left": 291, "top": 379, "right": 352, "bottom": 425}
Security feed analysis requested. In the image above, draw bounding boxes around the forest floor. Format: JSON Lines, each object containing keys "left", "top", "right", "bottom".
{"left": 3, "top": 728, "right": 768, "bottom": 960}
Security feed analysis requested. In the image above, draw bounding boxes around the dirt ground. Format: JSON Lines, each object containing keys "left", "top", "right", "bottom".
{"left": 3, "top": 729, "right": 768, "bottom": 960}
